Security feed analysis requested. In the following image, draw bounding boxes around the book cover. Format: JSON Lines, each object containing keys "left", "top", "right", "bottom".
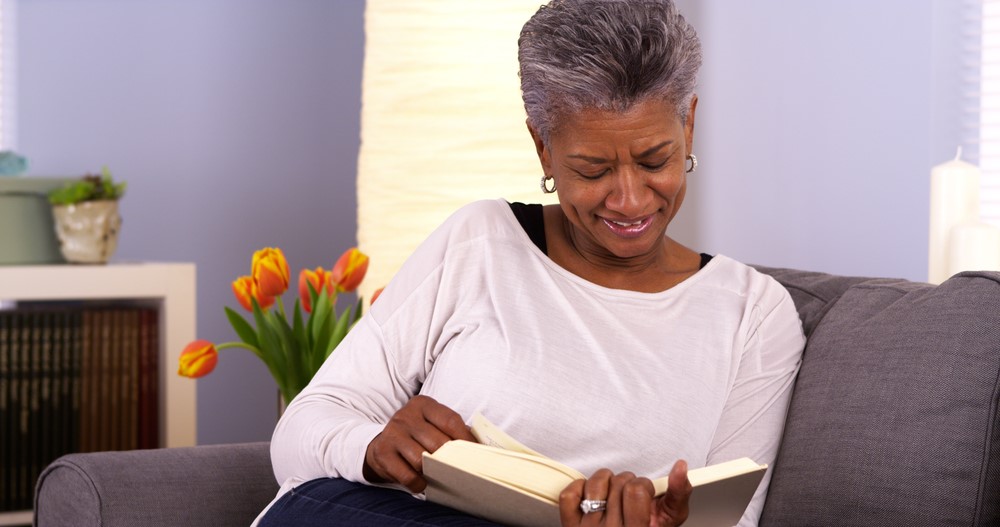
{"left": 79, "top": 309, "right": 95, "bottom": 453}
{"left": 122, "top": 308, "right": 139, "bottom": 450}
{"left": 0, "top": 310, "right": 9, "bottom": 511}
{"left": 137, "top": 308, "right": 159, "bottom": 449}
{"left": 67, "top": 309, "right": 82, "bottom": 455}
{"left": 423, "top": 414, "right": 766, "bottom": 527}
{"left": 107, "top": 309, "right": 121, "bottom": 451}
{"left": 17, "top": 311, "right": 32, "bottom": 510}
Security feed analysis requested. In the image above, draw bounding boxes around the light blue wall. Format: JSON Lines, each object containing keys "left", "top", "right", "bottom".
{"left": 18, "top": 0, "right": 962, "bottom": 444}
{"left": 18, "top": 0, "right": 365, "bottom": 444}
{"left": 672, "top": 0, "right": 958, "bottom": 282}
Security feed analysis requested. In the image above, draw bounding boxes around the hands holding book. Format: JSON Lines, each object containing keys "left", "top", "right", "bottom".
{"left": 362, "top": 395, "right": 476, "bottom": 492}
{"left": 363, "top": 396, "right": 700, "bottom": 527}
{"left": 558, "top": 462, "right": 692, "bottom": 527}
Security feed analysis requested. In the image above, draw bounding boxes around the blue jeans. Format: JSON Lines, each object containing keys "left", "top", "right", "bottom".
{"left": 258, "top": 478, "right": 504, "bottom": 526}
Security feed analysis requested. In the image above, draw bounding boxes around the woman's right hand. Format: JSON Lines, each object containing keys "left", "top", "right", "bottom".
{"left": 559, "top": 461, "right": 692, "bottom": 527}
{"left": 362, "top": 395, "right": 476, "bottom": 493}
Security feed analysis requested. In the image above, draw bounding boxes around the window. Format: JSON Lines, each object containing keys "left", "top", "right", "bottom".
{"left": 0, "top": 0, "right": 16, "bottom": 151}
{"left": 980, "top": 0, "right": 1000, "bottom": 225}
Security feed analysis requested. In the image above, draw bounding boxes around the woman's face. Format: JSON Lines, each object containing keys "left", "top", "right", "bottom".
{"left": 531, "top": 96, "right": 696, "bottom": 263}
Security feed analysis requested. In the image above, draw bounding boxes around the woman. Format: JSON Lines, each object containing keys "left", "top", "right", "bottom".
{"left": 258, "top": 1, "right": 805, "bottom": 526}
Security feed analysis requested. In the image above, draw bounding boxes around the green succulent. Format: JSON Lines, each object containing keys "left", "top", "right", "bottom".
{"left": 48, "top": 167, "right": 126, "bottom": 206}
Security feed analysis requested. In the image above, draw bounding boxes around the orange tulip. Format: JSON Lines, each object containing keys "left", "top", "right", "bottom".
{"left": 299, "top": 267, "right": 334, "bottom": 313}
{"left": 252, "top": 247, "right": 290, "bottom": 298}
{"left": 232, "top": 275, "right": 275, "bottom": 311}
{"left": 178, "top": 340, "right": 218, "bottom": 378}
{"left": 331, "top": 248, "right": 369, "bottom": 293}
{"left": 371, "top": 286, "right": 385, "bottom": 305}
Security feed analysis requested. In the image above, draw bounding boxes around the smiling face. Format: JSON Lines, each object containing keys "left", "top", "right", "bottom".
{"left": 530, "top": 96, "right": 696, "bottom": 267}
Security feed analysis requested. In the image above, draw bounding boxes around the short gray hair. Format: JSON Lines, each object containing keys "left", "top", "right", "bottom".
{"left": 518, "top": 0, "right": 702, "bottom": 143}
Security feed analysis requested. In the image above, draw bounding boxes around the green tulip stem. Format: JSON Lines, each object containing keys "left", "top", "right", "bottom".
{"left": 277, "top": 296, "right": 288, "bottom": 319}
{"left": 215, "top": 341, "right": 262, "bottom": 354}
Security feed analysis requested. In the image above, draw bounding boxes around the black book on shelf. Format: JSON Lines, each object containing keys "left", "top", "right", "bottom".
{"left": 137, "top": 308, "right": 159, "bottom": 449}
{"left": 0, "top": 310, "right": 10, "bottom": 512}
{"left": 67, "top": 308, "right": 82, "bottom": 456}
{"left": 17, "top": 310, "right": 32, "bottom": 510}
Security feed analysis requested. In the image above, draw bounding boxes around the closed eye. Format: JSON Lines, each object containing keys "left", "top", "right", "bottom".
{"left": 576, "top": 169, "right": 609, "bottom": 180}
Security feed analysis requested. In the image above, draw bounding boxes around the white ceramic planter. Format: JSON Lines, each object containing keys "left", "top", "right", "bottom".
{"left": 51, "top": 200, "right": 122, "bottom": 264}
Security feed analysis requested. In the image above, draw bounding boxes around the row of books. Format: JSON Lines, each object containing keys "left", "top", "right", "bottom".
{"left": 0, "top": 304, "right": 160, "bottom": 512}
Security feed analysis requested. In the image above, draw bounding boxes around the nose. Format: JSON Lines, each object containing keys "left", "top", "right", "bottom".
{"left": 604, "top": 167, "right": 650, "bottom": 216}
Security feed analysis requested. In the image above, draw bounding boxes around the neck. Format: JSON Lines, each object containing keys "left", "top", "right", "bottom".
{"left": 544, "top": 206, "right": 699, "bottom": 293}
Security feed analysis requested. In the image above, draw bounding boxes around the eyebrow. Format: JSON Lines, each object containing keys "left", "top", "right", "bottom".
{"left": 567, "top": 140, "right": 673, "bottom": 163}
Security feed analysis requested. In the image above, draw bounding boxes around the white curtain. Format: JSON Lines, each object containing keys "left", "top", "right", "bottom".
{"left": 356, "top": 0, "right": 557, "bottom": 300}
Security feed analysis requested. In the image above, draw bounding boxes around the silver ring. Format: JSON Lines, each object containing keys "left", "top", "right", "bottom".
{"left": 580, "top": 499, "right": 607, "bottom": 514}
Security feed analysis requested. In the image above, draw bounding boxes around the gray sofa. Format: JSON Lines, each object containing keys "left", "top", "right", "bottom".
{"left": 32, "top": 267, "right": 1000, "bottom": 526}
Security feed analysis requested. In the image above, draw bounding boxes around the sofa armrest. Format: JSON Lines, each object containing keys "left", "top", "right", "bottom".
{"left": 34, "top": 442, "right": 277, "bottom": 527}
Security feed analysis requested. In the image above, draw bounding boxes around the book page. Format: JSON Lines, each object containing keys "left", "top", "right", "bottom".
{"left": 651, "top": 457, "right": 767, "bottom": 496}
{"left": 470, "top": 412, "right": 544, "bottom": 456}
{"left": 432, "top": 440, "right": 584, "bottom": 500}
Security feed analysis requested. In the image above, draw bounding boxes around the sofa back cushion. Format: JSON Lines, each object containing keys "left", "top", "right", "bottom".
{"left": 759, "top": 271, "right": 1000, "bottom": 526}
{"left": 751, "top": 265, "right": 871, "bottom": 337}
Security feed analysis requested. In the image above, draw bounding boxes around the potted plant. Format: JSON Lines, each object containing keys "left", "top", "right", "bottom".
{"left": 48, "top": 167, "right": 126, "bottom": 264}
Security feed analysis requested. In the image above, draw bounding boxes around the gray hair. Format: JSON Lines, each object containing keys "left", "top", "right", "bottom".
{"left": 518, "top": 0, "right": 702, "bottom": 143}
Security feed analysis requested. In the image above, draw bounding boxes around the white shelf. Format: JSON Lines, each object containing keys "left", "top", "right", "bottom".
{"left": 0, "top": 510, "right": 31, "bottom": 526}
{"left": 0, "top": 262, "right": 197, "bottom": 524}
{"left": 0, "top": 262, "right": 198, "bottom": 448}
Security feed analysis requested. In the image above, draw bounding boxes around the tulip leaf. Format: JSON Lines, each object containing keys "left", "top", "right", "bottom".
{"left": 252, "top": 298, "right": 288, "bottom": 385}
{"left": 310, "top": 306, "right": 336, "bottom": 371}
{"left": 310, "top": 285, "right": 334, "bottom": 344}
{"left": 292, "top": 300, "right": 307, "bottom": 350}
{"left": 224, "top": 307, "right": 260, "bottom": 350}
{"left": 265, "top": 308, "right": 307, "bottom": 393}
{"left": 352, "top": 296, "right": 364, "bottom": 324}
{"left": 304, "top": 281, "right": 320, "bottom": 340}
{"left": 325, "top": 307, "right": 353, "bottom": 361}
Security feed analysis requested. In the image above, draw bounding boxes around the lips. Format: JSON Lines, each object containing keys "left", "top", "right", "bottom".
{"left": 600, "top": 215, "right": 653, "bottom": 238}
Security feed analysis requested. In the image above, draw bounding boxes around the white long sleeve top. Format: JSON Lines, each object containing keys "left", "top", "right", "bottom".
{"left": 260, "top": 199, "right": 806, "bottom": 526}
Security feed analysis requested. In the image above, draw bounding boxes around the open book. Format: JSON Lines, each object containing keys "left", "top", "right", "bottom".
{"left": 422, "top": 414, "right": 767, "bottom": 527}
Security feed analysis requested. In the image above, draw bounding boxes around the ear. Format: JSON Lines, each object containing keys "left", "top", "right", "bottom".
{"left": 684, "top": 95, "right": 698, "bottom": 155}
{"left": 526, "top": 120, "right": 552, "bottom": 173}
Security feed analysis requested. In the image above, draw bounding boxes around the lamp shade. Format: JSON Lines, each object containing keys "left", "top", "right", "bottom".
{"left": 357, "top": 0, "right": 556, "bottom": 300}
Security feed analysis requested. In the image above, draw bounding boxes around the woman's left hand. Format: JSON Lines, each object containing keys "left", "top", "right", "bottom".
{"left": 558, "top": 460, "right": 692, "bottom": 527}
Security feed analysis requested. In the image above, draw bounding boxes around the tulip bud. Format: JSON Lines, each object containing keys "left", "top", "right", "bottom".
{"left": 331, "top": 248, "right": 369, "bottom": 293}
{"left": 299, "top": 267, "right": 334, "bottom": 313}
{"left": 232, "top": 275, "right": 275, "bottom": 312}
{"left": 371, "top": 286, "right": 385, "bottom": 305}
{"left": 178, "top": 340, "right": 218, "bottom": 378}
{"left": 252, "top": 247, "right": 290, "bottom": 298}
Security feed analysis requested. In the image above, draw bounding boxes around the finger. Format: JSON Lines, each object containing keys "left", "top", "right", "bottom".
{"left": 621, "top": 477, "right": 654, "bottom": 527}
{"left": 559, "top": 479, "right": 586, "bottom": 526}
{"left": 367, "top": 438, "right": 427, "bottom": 492}
{"left": 384, "top": 450, "right": 428, "bottom": 493}
{"left": 654, "top": 460, "right": 691, "bottom": 526}
{"left": 582, "top": 469, "right": 613, "bottom": 524}
{"left": 418, "top": 396, "right": 476, "bottom": 443}
{"left": 605, "top": 471, "right": 635, "bottom": 524}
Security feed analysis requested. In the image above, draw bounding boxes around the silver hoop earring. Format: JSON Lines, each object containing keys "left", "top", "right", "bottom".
{"left": 686, "top": 154, "right": 698, "bottom": 173}
{"left": 540, "top": 175, "right": 557, "bottom": 193}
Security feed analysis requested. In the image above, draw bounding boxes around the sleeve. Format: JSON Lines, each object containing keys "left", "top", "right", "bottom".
{"left": 267, "top": 202, "right": 489, "bottom": 489}
{"left": 705, "top": 278, "right": 806, "bottom": 527}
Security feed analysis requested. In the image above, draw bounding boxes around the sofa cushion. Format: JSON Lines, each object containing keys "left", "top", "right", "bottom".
{"left": 759, "top": 271, "right": 1000, "bottom": 526}
{"left": 752, "top": 265, "right": 871, "bottom": 337}
{"left": 34, "top": 441, "right": 277, "bottom": 527}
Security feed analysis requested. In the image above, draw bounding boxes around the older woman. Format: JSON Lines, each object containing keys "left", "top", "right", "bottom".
{"left": 257, "top": 1, "right": 804, "bottom": 526}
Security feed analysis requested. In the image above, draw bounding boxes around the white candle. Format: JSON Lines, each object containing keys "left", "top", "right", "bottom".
{"left": 928, "top": 148, "right": 980, "bottom": 284}
{"left": 947, "top": 220, "right": 1000, "bottom": 277}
